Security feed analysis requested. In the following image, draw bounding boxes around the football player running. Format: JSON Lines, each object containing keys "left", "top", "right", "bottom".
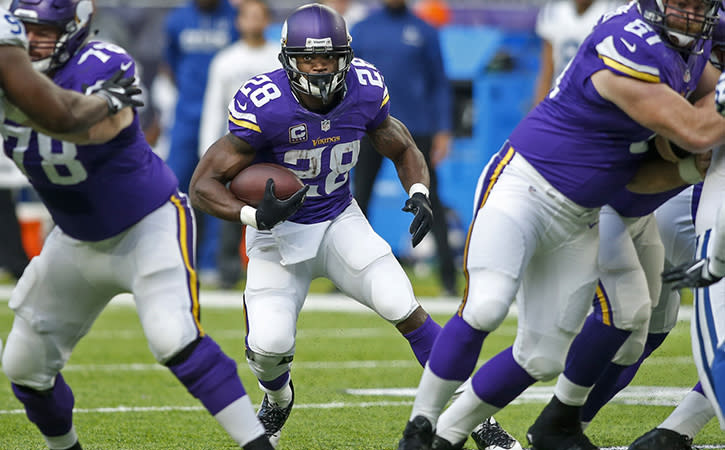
{"left": 0, "top": 1, "right": 273, "bottom": 449}
{"left": 396, "top": 0, "right": 725, "bottom": 447}
{"left": 189, "top": 3, "right": 442, "bottom": 447}
{"left": 0, "top": 4, "right": 140, "bottom": 139}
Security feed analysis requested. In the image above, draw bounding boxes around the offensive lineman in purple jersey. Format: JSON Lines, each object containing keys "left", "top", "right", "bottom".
{"left": 0, "top": 1, "right": 273, "bottom": 449}
{"left": 189, "top": 3, "right": 442, "bottom": 447}
{"left": 397, "top": 0, "right": 725, "bottom": 447}
{"left": 0, "top": 6, "right": 141, "bottom": 140}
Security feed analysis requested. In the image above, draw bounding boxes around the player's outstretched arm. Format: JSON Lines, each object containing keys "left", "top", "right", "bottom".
{"left": 42, "top": 108, "right": 134, "bottom": 145}
{"left": 368, "top": 115, "right": 433, "bottom": 246}
{"left": 0, "top": 45, "right": 139, "bottom": 135}
{"left": 591, "top": 68, "right": 725, "bottom": 153}
{"left": 368, "top": 115, "right": 430, "bottom": 196}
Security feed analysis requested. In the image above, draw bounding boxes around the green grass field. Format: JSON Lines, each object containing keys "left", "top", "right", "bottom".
{"left": 0, "top": 287, "right": 723, "bottom": 449}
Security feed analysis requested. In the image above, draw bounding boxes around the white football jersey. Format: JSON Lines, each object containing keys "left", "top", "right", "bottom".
{"left": 536, "top": 0, "right": 622, "bottom": 80}
{"left": 198, "top": 40, "right": 279, "bottom": 157}
{"left": 0, "top": 8, "right": 28, "bottom": 125}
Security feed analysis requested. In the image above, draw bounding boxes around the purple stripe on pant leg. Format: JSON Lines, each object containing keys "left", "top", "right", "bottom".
{"left": 12, "top": 373, "right": 74, "bottom": 437}
{"left": 168, "top": 336, "right": 246, "bottom": 415}
{"left": 428, "top": 314, "right": 487, "bottom": 381}
{"left": 471, "top": 346, "right": 536, "bottom": 408}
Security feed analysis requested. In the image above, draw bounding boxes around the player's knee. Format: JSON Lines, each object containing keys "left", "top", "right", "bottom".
{"left": 2, "top": 331, "right": 52, "bottom": 389}
{"left": 364, "top": 256, "right": 417, "bottom": 322}
{"left": 513, "top": 330, "right": 571, "bottom": 381}
{"left": 246, "top": 348, "right": 293, "bottom": 382}
{"left": 518, "top": 355, "right": 564, "bottom": 381}
{"left": 460, "top": 269, "right": 518, "bottom": 331}
{"left": 616, "top": 301, "right": 651, "bottom": 332}
{"left": 611, "top": 328, "right": 647, "bottom": 366}
{"left": 147, "top": 326, "right": 196, "bottom": 364}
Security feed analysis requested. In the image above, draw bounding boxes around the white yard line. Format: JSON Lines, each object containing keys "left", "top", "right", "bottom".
{"left": 51, "top": 355, "right": 694, "bottom": 373}
{"left": 0, "top": 401, "right": 722, "bottom": 449}
{"left": 0, "top": 285, "right": 697, "bottom": 320}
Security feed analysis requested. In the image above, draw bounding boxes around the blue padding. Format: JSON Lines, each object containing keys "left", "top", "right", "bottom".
{"left": 440, "top": 25, "right": 503, "bottom": 80}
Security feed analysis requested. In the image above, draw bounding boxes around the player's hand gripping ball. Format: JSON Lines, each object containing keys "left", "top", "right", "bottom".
{"left": 229, "top": 163, "right": 304, "bottom": 207}
{"left": 230, "top": 163, "right": 309, "bottom": 230}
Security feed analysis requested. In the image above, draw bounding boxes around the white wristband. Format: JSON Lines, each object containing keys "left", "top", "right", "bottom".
{"left": 239, "top": 205, "right": 258, "bottom": 229}
{"left": 677, "top": 156, "right": 704, "bottom": 185}
{"left": 408, "top": 182, "right": 429, "bottom": 198}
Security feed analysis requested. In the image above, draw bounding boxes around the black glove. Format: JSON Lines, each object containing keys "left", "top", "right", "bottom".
{"left": 83, "top": 68, "right": 144, "bottom": 114}
{"left": 256, "top": 178, "right": 309, "bottom": 231}
{"left": 402, "top": 192, "right": 433, "bottom": 248}
{"left": 662, "top": 258, "right": 723, "bottom": 289}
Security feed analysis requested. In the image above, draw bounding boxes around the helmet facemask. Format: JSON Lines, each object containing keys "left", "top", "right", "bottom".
{"left": 279, "top": 4, "right": 354, "bottom": 105}
{"left": 11, "top": 0, "right": 94, "bottom": 73}
{"left": 279, "top": 39, "right": 353, "bottom": 104}
{"left": 639, "top": 0, "right": 720, "bottom": 54}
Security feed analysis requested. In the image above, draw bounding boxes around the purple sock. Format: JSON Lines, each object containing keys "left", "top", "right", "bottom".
{"left": 12, "top": 373, "right": 74, "bottom": 437}
{"left": 403, "top": 315, "right": 442, "bottom": 366}
{"left": 428, "top": 314, "right": 487, "bottom": 381}
{"left": 471, "top": 346, "right": 536, "bottom": 408}
{"left": 259, "top": 371, "right": 290, "bottom": 391}
{"left": 581, "top": 332, "right": 668, "bottom": 422}
{"left": 168, "top": 335, "right": 246, "bottom": 415}
{"left": 563, "top": 315, "right": 631, "bottom": 387}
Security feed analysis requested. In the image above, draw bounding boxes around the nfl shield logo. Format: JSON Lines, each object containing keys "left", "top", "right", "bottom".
{"left": 321, "top": 120, "right": 331, "bottom": 132}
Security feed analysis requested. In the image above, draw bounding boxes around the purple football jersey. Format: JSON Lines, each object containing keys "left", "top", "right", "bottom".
{"left": 0, "top": 40, "right": 178, "bottom": 241}
{"left": 509, "top": 2, "right": 711, "bottom": 208}
{"left": 228, "top": 58, "right": 390, "bottom": 224}
{"left": 608, "top": 185, "right": 687, "bottom": 217}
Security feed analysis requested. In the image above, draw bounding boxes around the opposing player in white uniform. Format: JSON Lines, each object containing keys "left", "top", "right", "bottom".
{"left": 0, "top": 1, "right": 273, "bottom": 449}
{"left": 625, "top": 28, "right": 725, "bottom": 449}
{"left": 396, "top": 0, "right": 725, "bottom": 447}
{"left": 190, "top": 4, "right": 441, "bottom": 448}
{"left": 533, "top": 0, "right": 622, "bottom": 104}
{"left": 662, "top": 108, "right": 725, "bottom": 433}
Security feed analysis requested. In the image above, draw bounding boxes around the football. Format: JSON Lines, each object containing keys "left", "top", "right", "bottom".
{"left": 229, "top": 163, "right": 304, "bottom": 207}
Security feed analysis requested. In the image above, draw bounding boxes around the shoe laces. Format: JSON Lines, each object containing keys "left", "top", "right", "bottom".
{"left": 259, "top": 396, "right": 291, "bottom": 435}
{"left": 478, "top": 417, "right": 517, "bottom": 448}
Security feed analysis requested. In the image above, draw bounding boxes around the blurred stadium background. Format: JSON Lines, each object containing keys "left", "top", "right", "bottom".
{"left": 4, "top": 0, "right": 550, "bottom": 281}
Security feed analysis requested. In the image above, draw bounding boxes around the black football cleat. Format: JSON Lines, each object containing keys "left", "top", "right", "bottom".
{"left": 527, "top": 396, "right": 598, "bottom": 450}
{"left": 243, "top": 434, "right": 275, "bottom": 450}
{"left": 628, "top": 428, "right": 693, "bottom": 450}
{"left": 257, "top": 380, "right": 294, "bottom": 448}
{"left": 471, "top": 417, "right": 523, "bottom": 450}
{"left": 431, "top": 435, "right": 465, "bottom": 449}
{"left": 398, "top": 415, "right": 435, "bottom": 450}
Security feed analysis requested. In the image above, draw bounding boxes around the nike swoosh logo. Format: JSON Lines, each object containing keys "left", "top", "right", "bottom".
{"left": 236, "top": 100, "right": 248, "bottom": 111}
{"left": 620, "top": 37, "right": 636, "bottom": 53}
{"left": 120, "top": 61, "right": 133, "bottom": 72}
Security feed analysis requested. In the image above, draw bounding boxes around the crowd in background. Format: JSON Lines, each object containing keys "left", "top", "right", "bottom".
{"left": 0, "top": 0, "right": 608, "bottom": 293}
